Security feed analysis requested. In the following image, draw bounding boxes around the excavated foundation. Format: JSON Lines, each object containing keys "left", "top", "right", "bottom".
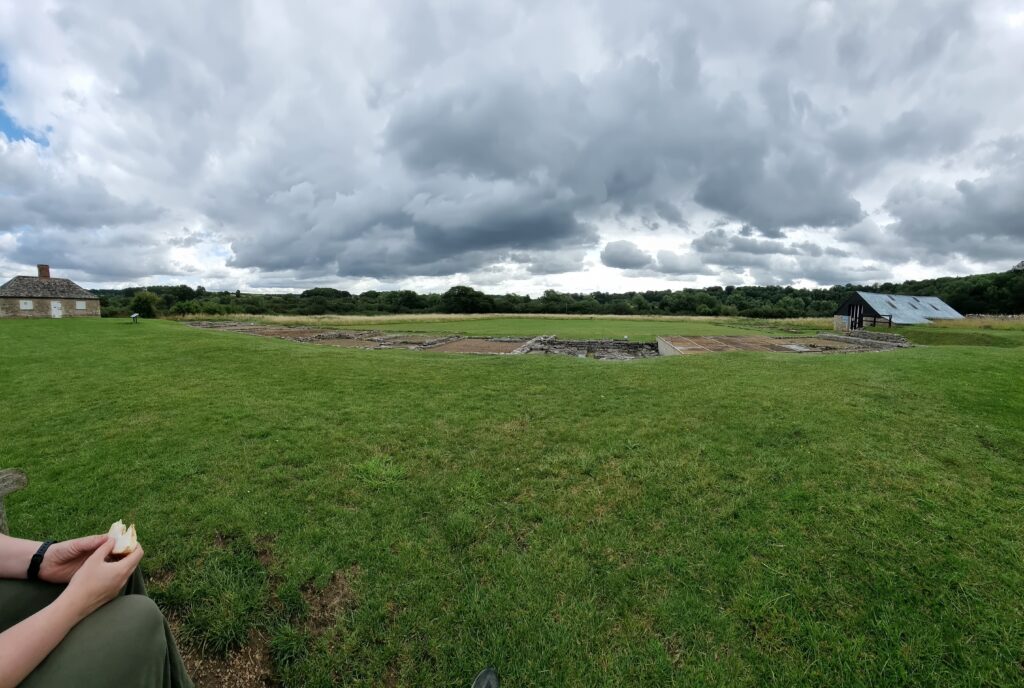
{"left": 186, "top": 322, "right": 901, "bottom": 359}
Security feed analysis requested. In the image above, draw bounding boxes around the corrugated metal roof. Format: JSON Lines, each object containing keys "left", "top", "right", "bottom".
{"left": 857, "top": 292, "right": 963, "bottom": 325}
{"left": 0, "top": 276, "right": 98, "bottom": 299}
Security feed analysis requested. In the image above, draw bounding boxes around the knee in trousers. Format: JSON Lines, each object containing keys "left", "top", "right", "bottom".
{"left": 104, "top": 595, "right": 168, "bottom": 648}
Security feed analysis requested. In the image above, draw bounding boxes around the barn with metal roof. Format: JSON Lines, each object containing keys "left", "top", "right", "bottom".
{"left": 835, "top": 291, "right": 963, "bottom": 328}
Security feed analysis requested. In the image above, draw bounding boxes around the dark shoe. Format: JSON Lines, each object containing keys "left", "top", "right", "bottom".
{"left": 471, "top": 667, "right": 499, "bottom": 688}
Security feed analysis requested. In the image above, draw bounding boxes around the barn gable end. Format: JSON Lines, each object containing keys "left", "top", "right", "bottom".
{"left": 835, "top": 291, "right": 962, "bottom": 328}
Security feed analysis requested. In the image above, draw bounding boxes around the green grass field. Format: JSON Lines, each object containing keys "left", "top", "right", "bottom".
{"left": 883, "top": 326, "right": 1024, "bottom": 348}
{"left": 2, "top": 318, "right": 1023, "bottom": 686}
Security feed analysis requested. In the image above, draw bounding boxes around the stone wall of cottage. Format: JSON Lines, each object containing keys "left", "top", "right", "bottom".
{"left": 0, "top": 297, "right": 102, "bottom": 318}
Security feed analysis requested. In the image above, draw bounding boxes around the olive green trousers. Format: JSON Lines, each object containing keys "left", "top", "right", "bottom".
{"left": 0, "top": 569, "right": 193, "bottom": 687}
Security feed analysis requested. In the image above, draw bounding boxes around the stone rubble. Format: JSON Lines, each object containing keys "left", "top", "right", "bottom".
{"left": 521, "top": 336, "right": 660, "bottom": 360}
{"left": 839, "top": 330, "right": 912, "bottom": 346}
{"left": 817, "top": 332, "right": 911, "bottom": 349}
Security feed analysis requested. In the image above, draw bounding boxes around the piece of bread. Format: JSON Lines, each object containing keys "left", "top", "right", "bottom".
{"left": 108, "top": 520, "right": 138, "bottom": 557}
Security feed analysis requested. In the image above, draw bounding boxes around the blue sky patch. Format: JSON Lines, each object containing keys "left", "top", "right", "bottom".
{"left": 0, "top": 62, "right": 47, "bottom": 145}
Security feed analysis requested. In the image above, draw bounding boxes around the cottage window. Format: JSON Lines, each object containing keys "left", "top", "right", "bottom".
{"left": 19, "top": 300, "right": 33, "bottom": 310}
{"left": 76, "top": 301, "right": 87, "bottom": 310}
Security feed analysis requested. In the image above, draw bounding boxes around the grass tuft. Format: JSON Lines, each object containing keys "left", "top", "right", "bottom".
{"left": 153, "top": 536, "right": 270, "bottom": 656}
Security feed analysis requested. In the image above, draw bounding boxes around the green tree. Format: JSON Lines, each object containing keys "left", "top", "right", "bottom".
{"left": 630, "top": 294, "right": 653, "bottom": 313}
{"left": 130, "top": 290, "right": 161, "bottom": 318}
{"left": 440, "top": 286, "right": 494, "bottom": 313}
{"left": 300, "top": 287, "right": 348, "bottom": 299}
{"left": 382, "top": 290, "right": 425, "bottom": 312}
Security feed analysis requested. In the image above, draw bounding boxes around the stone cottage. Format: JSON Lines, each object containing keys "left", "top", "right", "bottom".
{"left": 0, "top": 265, "right": 101, "bottom": 318}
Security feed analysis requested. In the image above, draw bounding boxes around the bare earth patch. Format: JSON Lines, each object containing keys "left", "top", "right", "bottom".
{"left": 426, "top": 338, "right": 526, "bottom": 354}
{"left": 303, "top": 566, "right": 359, "bottom": 634}
{"left": 170, "top": 620, "right": 273, "bottom": 688}
{"left": 148, "top": 568, "right": 176, "bottom": 588}
{"left": 659, "top": 335, "right": 875, "bottom": 355}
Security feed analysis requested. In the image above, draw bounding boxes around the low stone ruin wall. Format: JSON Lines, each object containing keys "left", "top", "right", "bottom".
{"left": 842, "top": 330, "right": 911, "bottom": 345}
{"left": 523, "top": 336, "right": 659, "bottom": 360}
{"left": 817, "top": 332, "right": 911, "bottom": 349}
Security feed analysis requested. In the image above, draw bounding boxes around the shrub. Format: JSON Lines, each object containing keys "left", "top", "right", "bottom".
{"left": 170, "top": 300, "right": 202, "bottom": 315}
{"left": 130, "top": 290, "right": 161, "bottom": 318}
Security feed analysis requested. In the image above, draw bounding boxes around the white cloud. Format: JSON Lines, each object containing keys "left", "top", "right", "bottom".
{"left": 0, "top": 0, "right": 1022, "bottom": 294}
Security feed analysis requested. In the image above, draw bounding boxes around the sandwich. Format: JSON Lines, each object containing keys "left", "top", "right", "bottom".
{"left": 108, "top": 520, "right": 138, "bottom": 557}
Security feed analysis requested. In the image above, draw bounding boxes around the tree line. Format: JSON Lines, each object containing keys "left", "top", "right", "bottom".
{"left": 96, "top": 269, "right": 1024, "bottom": 319}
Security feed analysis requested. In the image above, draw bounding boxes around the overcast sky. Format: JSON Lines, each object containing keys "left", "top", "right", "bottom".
{"left": 1, "top": 1, "right": 1023, "bottom": 295}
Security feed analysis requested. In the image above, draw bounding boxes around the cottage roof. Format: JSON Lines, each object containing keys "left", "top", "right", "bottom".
{"left": 0, "top": 276, "right": 98, "bottom": 300}
{"left": 856, "top": 291, "right": 963, "bottom": 324}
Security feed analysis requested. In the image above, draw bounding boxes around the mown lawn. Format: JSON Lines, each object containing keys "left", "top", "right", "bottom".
{"left": 884, "top": 325, "right": 1024, "bottom": 348}
{"left": 2, "top": 318, "right": 1023, "bottom": 687}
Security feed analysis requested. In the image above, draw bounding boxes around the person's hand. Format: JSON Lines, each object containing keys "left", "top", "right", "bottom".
{"left": 38, "top": 534, "right": 109, "bottom": 584}
{"left": 58, "top": 538, "right": 144, "bottom": 621}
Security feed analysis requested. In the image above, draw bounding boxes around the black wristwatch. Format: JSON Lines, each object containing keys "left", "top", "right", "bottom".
{"left": 27, "top": 541, "right": 54, "bottom": 581}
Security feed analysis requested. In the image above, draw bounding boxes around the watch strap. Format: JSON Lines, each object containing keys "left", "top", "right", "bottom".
{"left": 27, "top": 541, "right": 54, "bottom": 581}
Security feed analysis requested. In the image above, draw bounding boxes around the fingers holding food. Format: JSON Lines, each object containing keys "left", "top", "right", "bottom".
{"left": 107, "top": 520, "right": 138, "bottom": 559}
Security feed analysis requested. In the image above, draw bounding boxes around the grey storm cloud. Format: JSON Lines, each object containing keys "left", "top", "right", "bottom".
{"left": 10, "top": 225, "right": 182, "bottom": 280}
{"left": 0, "top": 0, "right": 1021, "bottom": 288}
{"left": 600, "top": 240, "right": 653, "bottom": 269}
{"left": 510, "top": 250, "right": 588, "bottom": 276}
{"left": 600, "top": 242, "right": 712, "bottom": 276}
{"left": 832, "top": 134, "right": 1024, "bottom": 268}
{"left": 690, "top": 228, "right": 832, "bottom": 261}
{"left": 654, "top": 250, "right": 714, "bottom": 276}
{"left": 0, "top": 139, "right": 162, "bottom": 234}
{"left": 224, "top": 178, "right": 600, "bottom": 278}
{"left": 679, "top": 226, "right": 882, "bottom": 282}
{"left": 883, "top": 162, "right": 1024, "bottom": 264}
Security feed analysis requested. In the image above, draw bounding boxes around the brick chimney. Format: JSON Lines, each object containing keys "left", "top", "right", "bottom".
{"left": 37, "top": 264, "right": 50, "bottom": 279}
